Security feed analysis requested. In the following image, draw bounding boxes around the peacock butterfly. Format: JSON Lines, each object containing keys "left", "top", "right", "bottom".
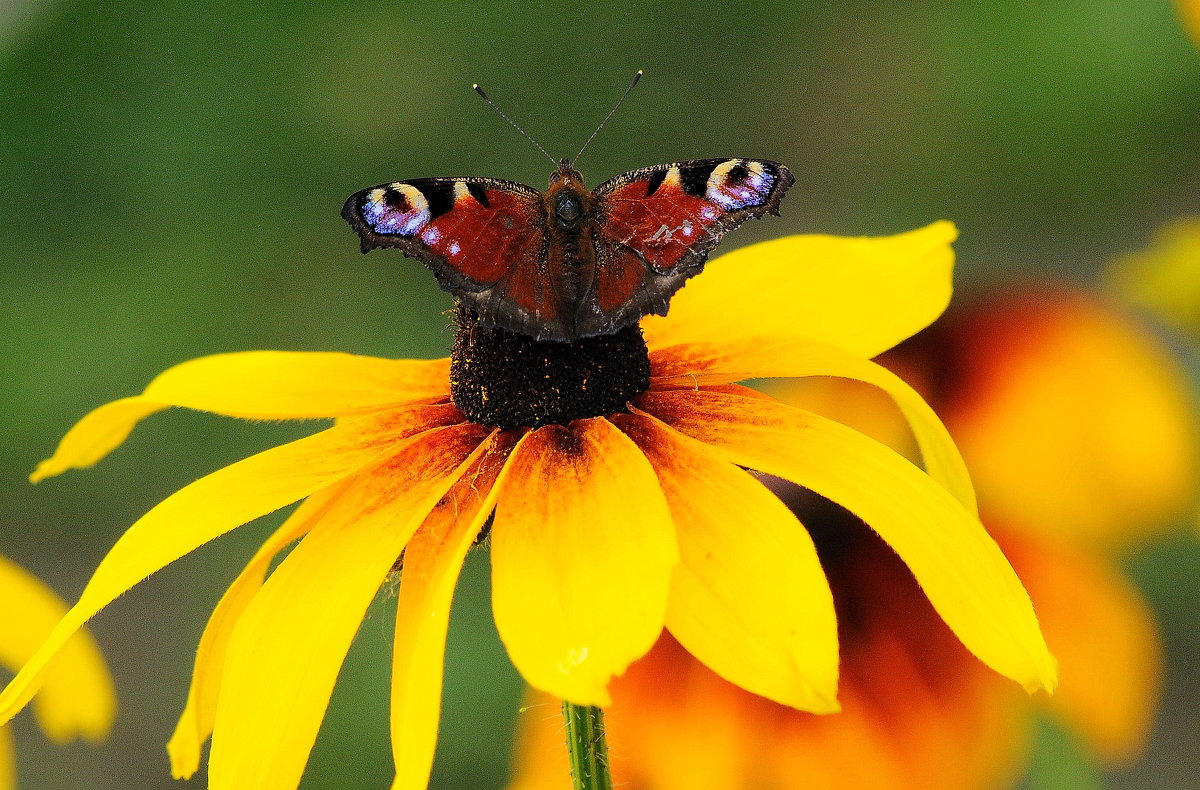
{"left": 341, "top": 77, "right": 794, "bottom": 342}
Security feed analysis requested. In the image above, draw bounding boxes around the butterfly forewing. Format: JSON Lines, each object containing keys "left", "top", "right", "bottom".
{"left": 573, "top": 158, "right": 794, "bottom": 336}
{"left": 341, "top": 176, "right": 547, "bottom": 306}
{"left": 595, "top": 159, "right": 792, "bottom": 270}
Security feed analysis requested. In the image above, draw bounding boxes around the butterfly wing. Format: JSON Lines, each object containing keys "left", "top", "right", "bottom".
{"left": 582, "top": 158, "right": 794, "bottom": 336}
{"left": 342, "top": 177, "right": 574, "bottom": 337}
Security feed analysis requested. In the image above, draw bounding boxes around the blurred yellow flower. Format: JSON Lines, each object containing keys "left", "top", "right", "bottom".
{"left": 1105, "top": 218, "right": 1200, "bottom": 343}
{"left": 0, "top": 554, "right": 115, "bottom": 790}
{"left": 0, "top": 222, "right": 1055, "bottom": 790}
{"left": 1178, "top": 0, "right": 1200, "bottom": 47}
{"left": 508, "top": 287, "right": 1193, "bottom": 790}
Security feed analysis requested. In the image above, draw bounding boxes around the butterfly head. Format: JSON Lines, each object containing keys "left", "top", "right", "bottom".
{"left": 546, "top": 158, "right": 589, "bottom": 227}
{"left": 549, "top": 157, "right": 585, "bottom": 186}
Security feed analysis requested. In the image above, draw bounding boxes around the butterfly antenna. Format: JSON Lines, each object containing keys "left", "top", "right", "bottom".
{"left": 472, "top": 83, "right": 558, "bottom": 167}
{"left": 573, "top": 69, "right": 643, "bottom": 166}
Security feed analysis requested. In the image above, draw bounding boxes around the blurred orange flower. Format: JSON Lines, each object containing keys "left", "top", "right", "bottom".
{"left": 508, "top": 285, "right": 1197, "bottom": 790}
{"left": 924, "top": 289, "right": 1197, "bottom": 549}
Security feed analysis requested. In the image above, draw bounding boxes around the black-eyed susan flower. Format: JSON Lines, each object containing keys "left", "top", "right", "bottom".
{"left": 0, "top": 554, "right": 115, "bottom": 790}
{"left": 508, "top": 286, "right": 1195, "bottom": 790}
{"left": 0, "top": 222, "right": 1056, "bottom": 790}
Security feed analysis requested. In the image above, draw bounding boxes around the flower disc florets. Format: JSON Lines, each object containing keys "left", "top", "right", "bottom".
{"left": 449, "top": 306, "right": 652, "bottom": 430}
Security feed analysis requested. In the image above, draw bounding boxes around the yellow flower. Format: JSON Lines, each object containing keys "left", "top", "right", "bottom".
{"left": 0, "top": 555, "right": 115, "bottom": 790}
{"left": 508, "top": 286, "right": 1192, "bottom": 790}
{"left": 1178, "top": 0, "right": 1200, "bottom": 47}
{"left": 1105, "top": 217, "right": 1200, "bottom": 344}
{"left": 0, "top": 222, "right": 1055, "bottom": 790}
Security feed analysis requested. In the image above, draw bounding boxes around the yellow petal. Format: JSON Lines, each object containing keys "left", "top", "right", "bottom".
{"left": 649, "top": 337, "right": 976, "bottom": 510}
{"left": 491, "top": 418, "right": 678, "bottom": 706}
{"left": 1, "top": 406, "right": 454, "bottom": 727}
{"left": 1005, "top": 532, "right": 1160, "bottom": 763}
{"left": 757, "top": 376, "right": 921, "bottom": 463}
{"left": 31, "top": 398, "right": 167, "bottom": 482}
{"left": 642, "top": 388, "right": 1057, "bottom": 693}
{"left": 0, "top": 556, "right": 115, "bottom": 743}
{"left": 389, "top": 433, "right": 511, "bottom": 790}
{"left": 167, "top": 484, "right": 347, "bottom": 779}
{"left": 0, "top": 726, "right": 12, "bottom": 790}
{"left": 142, "top": 351, "right": 451, "bottom": 417}
{"left": 209, "top": 422, "right": 489, "bottom": 790}
{"left": 613, "top": 413, "right": 839, "bottom": 713}
{"left": 31, "top": 354, "right": 452, "bottom": 482}
{"left": 642, "top": 222, "right": 957, "bottom": 359}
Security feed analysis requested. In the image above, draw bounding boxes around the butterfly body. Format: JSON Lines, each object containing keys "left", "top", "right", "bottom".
{"left": 343, "top": 157, "right": 793, "bottom": 341}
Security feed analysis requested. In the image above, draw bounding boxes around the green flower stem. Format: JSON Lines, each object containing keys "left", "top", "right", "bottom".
{"left": 562, "top": 701, "right": 614, "bottom": 790}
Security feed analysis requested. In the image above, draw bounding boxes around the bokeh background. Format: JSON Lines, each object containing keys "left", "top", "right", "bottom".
{"left": 2, "top": 1, "right": 1199, "bottom": 788}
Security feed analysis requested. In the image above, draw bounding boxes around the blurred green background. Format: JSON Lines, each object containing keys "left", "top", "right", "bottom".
{"left": 2, "top": 1, "right": 1199, "bottom": 788}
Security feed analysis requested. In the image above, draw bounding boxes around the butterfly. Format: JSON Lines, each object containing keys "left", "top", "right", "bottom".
{"left": 342, "top": 156, "right": 793, "bottom": 342}
{"left": 342, "top": 74, "right": 793, "bottom": 342}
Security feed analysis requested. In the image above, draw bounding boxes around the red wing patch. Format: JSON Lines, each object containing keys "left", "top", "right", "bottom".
{"left": 592, "top": 246, "right": 653, "bottom": 314}
{"left": 413, "top": 186, "right": 543, "bottom": 285}
{"left": 598, "top": 180, "right": 716, "bottom": 271}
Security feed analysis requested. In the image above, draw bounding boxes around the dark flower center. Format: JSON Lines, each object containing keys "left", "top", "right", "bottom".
{"left": 449, "top": 305, "right": 652, "bottom": 430}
